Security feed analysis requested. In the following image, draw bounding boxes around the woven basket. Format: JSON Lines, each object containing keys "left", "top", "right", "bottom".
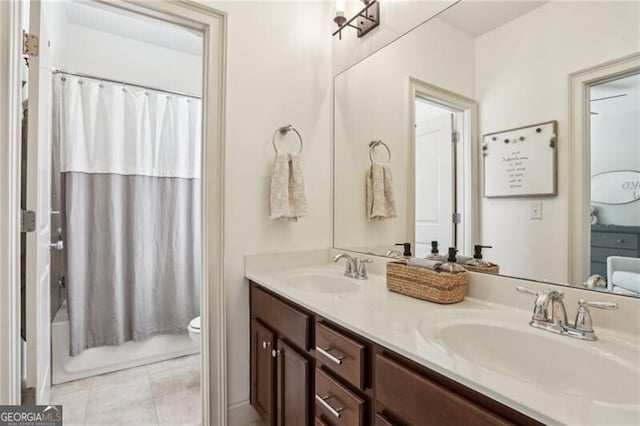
{"left": 386, "top": 262, "right": 468, "bottom": 304}
{"left": 463, "top": 263, "right": 500, "bottom": 275}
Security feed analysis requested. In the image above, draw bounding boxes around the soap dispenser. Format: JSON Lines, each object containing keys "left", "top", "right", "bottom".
{"left": 465, "top": 245, "right": 493, "bottom": 267}
{"left": 425, "top": 241, "right": 445, "bottom": 262}
{"left": 440, "top": 247, "right": 465, "bottom": 273}
{"left": 395, "top": 242, "right": 412, "bottom": 257}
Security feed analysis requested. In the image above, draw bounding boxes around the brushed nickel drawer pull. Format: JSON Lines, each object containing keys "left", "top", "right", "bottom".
{"left": 316, "top": 346, "right": 345, "bottom": 365}
{"left": 315, "top": 394, "right": 344, "bottom": 418}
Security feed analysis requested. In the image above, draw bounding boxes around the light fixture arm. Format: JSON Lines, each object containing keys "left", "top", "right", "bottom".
{"left": 332, "top": 0, "right": 380, "bottom": 40}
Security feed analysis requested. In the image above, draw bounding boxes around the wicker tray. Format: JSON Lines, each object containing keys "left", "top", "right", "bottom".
{"left": 463, "top": 263, "right": 500, "bottom": 275}
{"left": 386, "top": 262, "right": 468, "bottom": 304}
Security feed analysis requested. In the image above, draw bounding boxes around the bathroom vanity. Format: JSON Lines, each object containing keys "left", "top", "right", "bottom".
{"left": 246, "top": 252, "right": 640, "bottom": 426}
{"left": 249, "top": 281, "right": 539, "bottom": 425}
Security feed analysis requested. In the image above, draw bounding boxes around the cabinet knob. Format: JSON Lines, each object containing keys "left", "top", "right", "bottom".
{"left": 271, "top": 349, "right": 281, "bottom": 358}
{"left": 262, "top": 341, "right": 271, "bottom": 349}
{"left": 617, "top": 238, "right": 624, "bottom": 244}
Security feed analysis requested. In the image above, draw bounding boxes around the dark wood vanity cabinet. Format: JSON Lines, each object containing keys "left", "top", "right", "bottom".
{"left": 251, "top": 319, "right": 275, "bottom": 420}
{"left": 250, "top": 282, "right": 541, "bottom": 426}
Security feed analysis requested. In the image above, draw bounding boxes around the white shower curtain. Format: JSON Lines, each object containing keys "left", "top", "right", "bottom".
{"left": 54, "top": 74, "right": 202, "bottom": 355}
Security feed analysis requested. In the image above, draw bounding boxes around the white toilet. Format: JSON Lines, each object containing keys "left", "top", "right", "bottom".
{"left": 188, "top": 316, "right": 201, "bottom": 346}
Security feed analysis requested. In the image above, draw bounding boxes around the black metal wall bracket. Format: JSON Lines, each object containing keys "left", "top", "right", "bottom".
{"left": 333, "top": 0, "right": 380, "bottom": 40}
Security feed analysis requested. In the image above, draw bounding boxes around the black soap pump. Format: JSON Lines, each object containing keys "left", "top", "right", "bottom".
{"left": 440, "top": 247, "right": 465, "bottom": 273}
{"left": 466, "top": 245, "right": 493, "bottom": 267}
{"left": 425, "top": 241, "right": 445, "bottom": 262}
{"left": 395, "top": 242, "right": 412, "bottom": 257}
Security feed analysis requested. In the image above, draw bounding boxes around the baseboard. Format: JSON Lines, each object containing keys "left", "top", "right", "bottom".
{"left": 228, "top": 400, "right": 261, "bottom": 426}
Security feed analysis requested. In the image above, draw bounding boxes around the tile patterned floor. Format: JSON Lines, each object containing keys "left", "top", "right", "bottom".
{"left": 49, "top": 354, "right": 201, "bottom": 426}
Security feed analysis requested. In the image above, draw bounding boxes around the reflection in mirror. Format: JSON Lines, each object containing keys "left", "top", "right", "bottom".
{"left": 333, "top": 0, "right": 640, "bottom": 296}
{"left": 589, "top": 73, "right": 640, "bottom": 296}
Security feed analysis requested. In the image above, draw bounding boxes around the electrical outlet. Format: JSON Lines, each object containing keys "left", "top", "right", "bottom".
{"left": 530, "top": 202, "right": 543, "bottom": 220}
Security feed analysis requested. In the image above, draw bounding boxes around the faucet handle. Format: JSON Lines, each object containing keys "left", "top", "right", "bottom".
{"left": 355, "top": 257, "right": 373, "bottom": 279}
{"left": 570, "top": 299, "right": 619, "bottom": 341}
{"left": 516, "top": 286, "right": 564, "bottom": 298}
{"left": 578, "top": 299, "right": 618, "bottom": 310}
{"left": 516, "top": 286, "right": 539, "bottom": 296}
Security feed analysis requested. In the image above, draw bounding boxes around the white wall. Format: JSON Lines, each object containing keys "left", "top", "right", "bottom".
{"left": 475, "top": 1, "right": 640, "bottom": 283}
{"left": 332, "top": 0, "right": 456, "bottom": 74}
{"left": 203, "top": 1, "right": 333, "bottom": 408}
{"left": 48, "top": 5, "right": 202, "bottom": 95}
{"left": 334, "top": 17, "right": 475, "bottom": 254}
{"left": 591, "top": 87, "right": 640, "bottom": 226}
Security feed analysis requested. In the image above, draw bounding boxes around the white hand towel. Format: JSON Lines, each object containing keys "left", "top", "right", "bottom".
{"left": 366, "top": 162, "right": 397, "bottom": 220}
{"left": 270, "top": 152, "right": 308, "bottom": 221}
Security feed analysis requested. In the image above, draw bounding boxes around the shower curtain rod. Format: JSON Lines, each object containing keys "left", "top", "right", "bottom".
{"left": 51, "top": 69, "right": 201, "bottom": 100}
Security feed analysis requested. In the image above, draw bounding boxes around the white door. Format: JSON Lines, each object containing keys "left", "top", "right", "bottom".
{"left": 414, "top": 112, "right": 454, "bottom": 258}
{"left": 25, "top": 0, "right": 52, "bottom": 404}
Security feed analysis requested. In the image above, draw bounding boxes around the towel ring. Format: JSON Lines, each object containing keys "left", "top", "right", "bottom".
{"left": 272, "top": 124, "right": 303, "bottom": 154}
{"left": 369, "top": 140, "right": 391, "bottom": 163}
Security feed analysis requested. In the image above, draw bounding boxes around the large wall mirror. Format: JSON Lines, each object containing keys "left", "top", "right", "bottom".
{"left": 333, "top": 0, "right": 640, "bottom": 297}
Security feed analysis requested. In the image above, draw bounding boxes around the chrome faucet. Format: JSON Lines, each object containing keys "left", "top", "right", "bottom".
{"left": 385, "top": 248, "right": 403, "bottom": 258}
{"left": 517, "top": 286, "right": 618, "bottom": 341}
{"left": 332, "top": 253, "right": 373, "bottom": 280}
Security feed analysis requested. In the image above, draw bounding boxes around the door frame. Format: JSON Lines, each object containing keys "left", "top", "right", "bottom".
{"left": 0, "top": 0, "right": 24, "bottom": 406}
{"left": 408, "top": 78, "right": 479, "bottom": 256}
{"left": 568, "top": 53, "right": 640, "bottom": 287}
{"left": 0, "top": 1, "right": 228, "bottom": 424}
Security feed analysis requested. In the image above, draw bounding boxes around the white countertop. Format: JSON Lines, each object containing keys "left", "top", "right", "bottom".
{"left": 245, "top": 252, "right": 640, "bottom": 426}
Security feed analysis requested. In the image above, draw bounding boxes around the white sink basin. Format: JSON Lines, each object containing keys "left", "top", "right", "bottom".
{"left": 280, "top": 269, "right": 360, "bottom": 294}
{"left": 419, "top": 310, "right": 640, "bottom": 405}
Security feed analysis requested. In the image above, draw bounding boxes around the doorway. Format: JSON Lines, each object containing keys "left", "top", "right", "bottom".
{"left": 410, "top": 79, "right": 479, "bottom": 258}
{"left": 413, "top": 98, "right": 458, "bottom": 257}
{"left": 2, "top": 0, "right": 227, "bottom": 424}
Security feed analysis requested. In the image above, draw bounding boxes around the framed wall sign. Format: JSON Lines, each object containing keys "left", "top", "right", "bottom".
{"left": 482, "top": 120, "right": 558, "bottom": 198}
{"left": 591, "top": 170, "right": 640, "bottom": 204}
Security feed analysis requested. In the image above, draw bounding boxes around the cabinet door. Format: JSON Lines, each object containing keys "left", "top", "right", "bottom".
{"left": 276, "top": 339, "right": 310, "bottom": 426}
{"left": 251, "top": 319, "right": 276, "bottom": 422}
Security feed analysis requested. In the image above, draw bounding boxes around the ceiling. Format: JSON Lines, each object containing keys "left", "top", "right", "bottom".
{"left": 61, "top": 1, "right": 203, "bottom": 55}
{"left": 440, "top": 0, "right": 550, "bottom": 37}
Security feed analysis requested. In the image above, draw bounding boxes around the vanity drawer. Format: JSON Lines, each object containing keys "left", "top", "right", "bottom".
{"left": 373, "top": 412, "right": 397, "bottom": 425}
{"left": 315, "top": 368, "right": 365, "bottom": 426}
{"left": 251, "top": 285, "right": 311, "bottom": 351}
{"left": 375, "top": 354, "right": 511, "bottom": 426}
{"left": 591, "top": 232, "right": 638, "bottom": 250}
{"left": 590, "top": 247, "right": 637, "bottom": 263}
{"left": 315, "top": 417, "right": 331, "bottom": 426}
{"left": 315, "top": 322, "right": 366, "bottom": 389}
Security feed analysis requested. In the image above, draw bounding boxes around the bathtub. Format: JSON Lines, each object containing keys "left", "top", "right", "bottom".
{"left": 52, "top": 301, "right": 199, "bottom": 384}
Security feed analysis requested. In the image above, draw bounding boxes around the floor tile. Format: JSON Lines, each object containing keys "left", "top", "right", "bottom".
{"left": 146, "top": 354, "right": 200, "bottom": 375}
{"left": 85, "top": 399, "right": 158, "bottom": 425}
{"left": 50, "top": 377, "right": 92, "bottom": 397}
{"left": 86, "top": 370, "right": 154, "bottom": 419}
{"left": 49, "top": 388, "right": 88, "bottom": 425}
{"left": 153, "top": 389, "right": 201, "bottom": 426}
{"left": 148, "top": 365, "right": 199, "bottom": 401}
{"left": 89, "top": 365, "right": 149, "bottom": 388}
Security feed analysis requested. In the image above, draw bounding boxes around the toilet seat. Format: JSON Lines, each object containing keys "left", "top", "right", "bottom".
{"left": 188, "top": 316, "right": 201, "bottom": 334}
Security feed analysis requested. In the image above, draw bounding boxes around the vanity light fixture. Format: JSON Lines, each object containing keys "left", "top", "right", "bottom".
{"left": 333, "top": 0, "right": 380, "bottom": 40}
